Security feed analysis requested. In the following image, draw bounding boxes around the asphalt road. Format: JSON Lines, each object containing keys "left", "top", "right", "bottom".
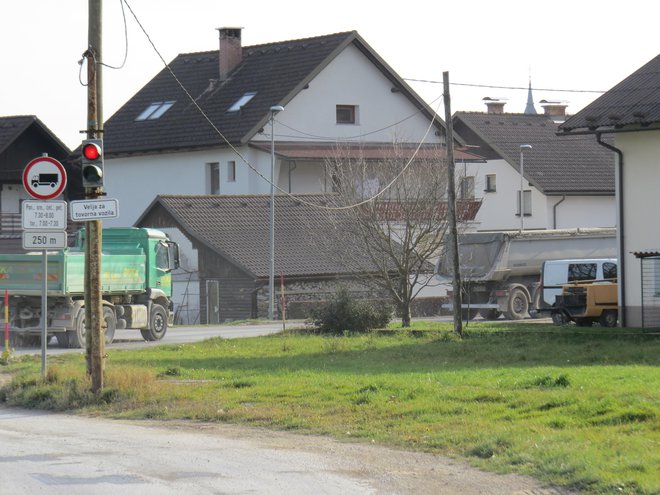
{"left": 0, "top": 408, "right": 569, "bottom": 495}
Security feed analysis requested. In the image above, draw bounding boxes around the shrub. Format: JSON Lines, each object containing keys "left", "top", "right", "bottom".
{"left": 310, "top": 288, "right": 391, "bottom": 334}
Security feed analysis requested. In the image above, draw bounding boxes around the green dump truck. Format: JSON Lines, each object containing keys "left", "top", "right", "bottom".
{"left": 0, "top": 227, "right": 179, "bottom": 348}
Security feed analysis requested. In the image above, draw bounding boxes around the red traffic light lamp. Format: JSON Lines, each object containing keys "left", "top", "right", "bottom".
{"left": 81, "top": 139, "right": 104, "bottom": 188}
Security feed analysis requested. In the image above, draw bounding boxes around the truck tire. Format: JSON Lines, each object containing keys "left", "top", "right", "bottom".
{"left": 102, "top": 307, "right": 117, "bottom": 345}
{"left": 140, "top": 304, "right": 167, "bottom": 342}
{"left": 505, "top": 288, "right": 528, "bottom": 320}
{"left": 479, "top": 308, "right": 502, "bottom": 320}
{"left": 68, "top": 307, "right": 117, "bottom": 348}
{"left": 599, "top": 310, "right": 618, "bottom": 327}
{"left": 551, "top": 311, "right": 569, "bottom": 326}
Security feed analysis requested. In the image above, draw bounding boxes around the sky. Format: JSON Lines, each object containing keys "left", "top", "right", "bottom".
{"left": 1, "top": 0, "right": 658, "bottom": 150}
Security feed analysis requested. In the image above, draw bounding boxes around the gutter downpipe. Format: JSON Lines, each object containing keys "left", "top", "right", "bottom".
{"left": 596, "top": 132, "right": 626, "bottom": 327}
{"left": 552, "top": 195, "right": 566, "bottom": 229}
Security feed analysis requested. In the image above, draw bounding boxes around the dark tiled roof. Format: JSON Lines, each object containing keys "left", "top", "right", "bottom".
{"left": 560, "top": 54, "right": 660, "bottom": 133}
{"left": 104, "top": 31, "right": 448, "bottom": 156}
{"left": 138, "top": 194, "right": 378, "bottom": 278}
{"left": 0, "top": 116, "right": 35, "bottom": 154}
{"left": 453, "top": 112, "right": 614, "bottom": 194}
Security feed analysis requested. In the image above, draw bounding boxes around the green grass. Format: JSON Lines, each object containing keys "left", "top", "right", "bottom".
{"left": 1, "top": 322, "right": 658, "bottom": 494}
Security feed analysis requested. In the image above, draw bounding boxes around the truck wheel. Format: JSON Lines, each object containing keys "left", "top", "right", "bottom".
{"left": 551, "top": 311, "right": 569, "bottom": 326}
{"left": 140, "top": 304, "right": 167, "bottom": 341}
{"left": 599, "top": 310, "right": 618, "bottom": 327}
{"left": 505, "top": 289, "right": 528, "bottom": 320}
{"left": 68, "top": 312, "right": 86, "bottom": 348}
{"left": 68, "top": 308, "right": 116, "bottom": 348}
{"left": 102, "top": 307, "right": 116, "bottom": 345}
{"left": 479, "top": 308, "right": 501, "bottom": 320}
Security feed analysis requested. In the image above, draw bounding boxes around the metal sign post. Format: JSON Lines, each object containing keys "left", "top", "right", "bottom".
{"left": 21, "top": 196, "right": 68, "bottom": 377}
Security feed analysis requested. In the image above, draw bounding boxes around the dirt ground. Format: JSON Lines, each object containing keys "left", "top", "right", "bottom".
{"left": 145, "top": 419, "right": 575, "bottom": 495}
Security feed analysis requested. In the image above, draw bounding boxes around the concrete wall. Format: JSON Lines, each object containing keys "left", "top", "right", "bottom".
{"left": 616, "top": 130, "right": 660, "bottom": 326}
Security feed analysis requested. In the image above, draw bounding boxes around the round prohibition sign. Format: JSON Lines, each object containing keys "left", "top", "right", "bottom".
{"left": 22, "top": 156, "right": 68, "bottom": 200}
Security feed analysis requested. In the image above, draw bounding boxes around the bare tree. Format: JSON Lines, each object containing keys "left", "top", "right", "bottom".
{"left": 322, "top": 143, "right": 478, "bottom": 327}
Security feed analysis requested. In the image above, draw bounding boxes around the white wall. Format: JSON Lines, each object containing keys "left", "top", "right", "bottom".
{"left": 1, "top": 184, "right": 31, "bottom": 213}
{"left": 104, "top": 146, "right": 274, "bottom": 227}
{"left": 617, "top": 130, "right": 660, "bottom": 321}
{"left": 253, "top": 44, "right": 443, "bottom": 146}
{"left": 462, "top": 158, "right": 616, "bottom": 231}
{"left": 547, "top": 196, "right": 616, "bottom": 229}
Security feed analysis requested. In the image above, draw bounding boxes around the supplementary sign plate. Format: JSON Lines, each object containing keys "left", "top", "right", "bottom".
{"left": 22, "top": 230, "right": 68, "bottom": 250}
{"left": 22, "top": 200, "right": 68, "bottom": 230}
{"left": 70, "top": 198, "right": 119, "bottom": 221}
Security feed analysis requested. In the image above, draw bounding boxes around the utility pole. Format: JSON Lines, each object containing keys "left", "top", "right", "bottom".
{"left": 86, "top": 0, "right": 104, "bottom": 392}
{"left": 443, "top": 71, "right": 463, "bottom": 338}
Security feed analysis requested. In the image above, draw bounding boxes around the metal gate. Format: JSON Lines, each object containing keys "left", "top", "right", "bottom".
{"left": 637, "top": 254, "right": 660, "bottom": 328}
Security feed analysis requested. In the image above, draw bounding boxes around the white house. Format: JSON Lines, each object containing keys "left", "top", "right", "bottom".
{"left": 559, "top": 54, "right": 660, "bottom": 327}
{"left": 101, "top": 29, "right": 475, "bottom": 322}
{"left": 453, "top": 102, "right": 616, "bottom": 231}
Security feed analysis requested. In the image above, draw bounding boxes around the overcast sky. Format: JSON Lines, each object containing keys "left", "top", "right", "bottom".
{"left": 1, "top": 0, "right": 657, "bottom": 150}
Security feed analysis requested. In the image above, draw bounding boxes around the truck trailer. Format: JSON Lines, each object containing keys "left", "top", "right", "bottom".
{"left": 436, "top": 228, "right": 616, "bottom": 320}
{"left": 0, "top": 227, "right": 179, "bottom": 348}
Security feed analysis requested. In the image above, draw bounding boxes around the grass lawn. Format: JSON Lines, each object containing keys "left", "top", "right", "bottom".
{"left": 1, "top": 322, "right": 658, "bottom": 494}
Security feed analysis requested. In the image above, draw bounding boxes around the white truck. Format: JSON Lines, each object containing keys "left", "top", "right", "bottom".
{"left": 436, "top": 228, "right": 617, "bottom": 320}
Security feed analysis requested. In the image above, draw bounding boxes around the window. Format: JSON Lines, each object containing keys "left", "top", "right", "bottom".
{"left": 459, "top": 176, "right": 475, "bottom": 199}
{"left": 485, "top": 174, "right": 496, "bottom": 192}
{"left": 516, "top": 190, "right": 532, "bottom": 216}
{"left": 603, "top": 262, "right": 617, "bottom": 281}
{"left": 227, "top": 161, "right": 236, "bottom": 182}
{"left": 136, "top": 101, "right": 175, "bottom": 121}
{"left": 336, "top": 105, "right": 357, "bottom": 124}
{"left": 208, "top": 162, "right": 220, "bottom": 194}
{"left": 227, "top": 92, "right": 256, "bottom": 112}
{"left": 568, "top": 263, "right": 597, "bottom": 282}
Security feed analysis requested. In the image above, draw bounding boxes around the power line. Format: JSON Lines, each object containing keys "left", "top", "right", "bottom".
{"left": 405, "top": 78, "right": 606, "bottom": 94}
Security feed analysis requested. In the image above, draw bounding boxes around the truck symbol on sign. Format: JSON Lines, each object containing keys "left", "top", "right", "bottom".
{"left": 31, "top": 173, "right": 59, "bottom": 188}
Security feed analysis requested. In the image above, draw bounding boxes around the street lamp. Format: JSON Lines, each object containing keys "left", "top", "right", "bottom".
{"left": 519, "top": 144, "right": 532, "bottom": 231}
{"left": 269, "top": 105, "right": 284, "bottom": 320}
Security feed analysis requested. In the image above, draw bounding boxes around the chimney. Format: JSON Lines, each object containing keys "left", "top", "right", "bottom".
{"left": 483, "top": 97, "right": 507, "bottom": 114}
{"left": 217, "top": 27, "right": 243, "bottom": 81}
{"left": 540, "top": 100, "right": 568, "bottom": 119}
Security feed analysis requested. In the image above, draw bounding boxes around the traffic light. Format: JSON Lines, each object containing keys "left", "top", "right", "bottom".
{"left": 81, "top": 139, "right": 104, "bottom": 188}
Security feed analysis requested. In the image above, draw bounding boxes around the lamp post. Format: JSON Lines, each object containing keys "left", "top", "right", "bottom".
{"left": 519, "top": 144, "right": 532, "bottom": 231}
{"left": 269, "top": 105, "right": 284, "bottom": 320}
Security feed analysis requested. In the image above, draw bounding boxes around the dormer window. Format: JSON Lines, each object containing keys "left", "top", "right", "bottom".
{"left": 136, "top": 101, "right": 175, "bottom": 121}
{"left": 227, "top": 92, "right": 257, "bottom": 112}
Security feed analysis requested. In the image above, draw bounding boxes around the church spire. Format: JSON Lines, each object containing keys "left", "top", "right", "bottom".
{"left": 525, "top": 74, "right": 537, "bottom": 114}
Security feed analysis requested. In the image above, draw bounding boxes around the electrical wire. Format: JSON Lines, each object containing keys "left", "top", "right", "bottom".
{"left": 99, "top": 0, "right": 129, "bottom": 70}
{"left": 122, "top": 0, "right": 444, "bottom": 212}
{"left": 405, "top": 78, "right": 606, "bottom": 94}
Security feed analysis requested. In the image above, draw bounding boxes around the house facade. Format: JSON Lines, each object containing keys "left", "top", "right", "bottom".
{"left": 453, "top": 104, "right": 616, "bottom": 231}
{"left": 102, "top": 29, "right": 456, "bottom": 228}
{"left": 559, "top": 54, "right": 660, "bottom": 327}
{"left": 0, "top": 116, "right": 78, "bottom": 251}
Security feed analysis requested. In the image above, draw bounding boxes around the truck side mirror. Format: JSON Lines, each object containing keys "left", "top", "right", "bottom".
{"left": 168, "top": 241, "right": 180, "bottom": 271}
